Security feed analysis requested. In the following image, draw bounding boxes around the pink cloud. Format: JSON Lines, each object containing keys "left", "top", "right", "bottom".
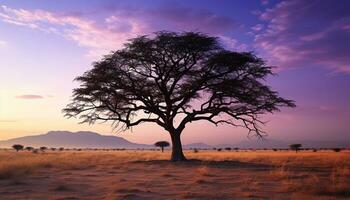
{"left": 0, "top": 5, "right": 145, "bottom": 58}
{"left": 253, "top": 0, "right": 350, "bottom": 73}
{"left": 0, "top": 4, "right": 243, "bottom": 58}
{"left": 15, "top": 94, "right": 44, "bottom": 99}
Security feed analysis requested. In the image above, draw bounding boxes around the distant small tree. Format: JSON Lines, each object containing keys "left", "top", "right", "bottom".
{"left": 332, "top": 148, "right": 342, "bottom": 152}
{"left": 225, "top": 147, "right": 232, "bottom": 151}
{"left": 59, "top": 147, "right": 64, "bottom": 151}
{"left": 25, "top": 146, "right": 34, "bottom": 151}
{"left": 154, "top": 141, "right": 170, "bottom": 152}
{"left": 234, "top": 147, "right": 239, "bottom": 151}
{"left": 289, "top": 144, "right": 302, "bottom": 153}
{"left": 50, "top": 147, "right": 56, "bottom": 151}
{"left": 193, "top": 148, "right": 199, "bottom": 153}
{"left": 40, "top": 146, "right": 47, "bottom": 152}
{"left": 217, "top": 148, "right": 222, "bottom": 152}
{"left": 12, "top": 144, "right": 24, "bottom": 152}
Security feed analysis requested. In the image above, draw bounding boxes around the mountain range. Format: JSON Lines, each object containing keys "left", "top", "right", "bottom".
{"left": 0, "top": 131, "right": 151, "bottom": 149}
{"left": 0, "top": 131, "right": 349, "bottom": 149}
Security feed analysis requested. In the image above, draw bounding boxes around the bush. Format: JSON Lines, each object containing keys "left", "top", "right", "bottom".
{"left": 332, "top": 148, "right": 342, "bottom": 152}
{"left": 12, "top": 144, "right": 24, "bottom": 152}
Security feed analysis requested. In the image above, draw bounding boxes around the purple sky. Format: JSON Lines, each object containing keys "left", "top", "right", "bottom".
{"left": 0, "top": 0, "right": 349, "bottom": 144}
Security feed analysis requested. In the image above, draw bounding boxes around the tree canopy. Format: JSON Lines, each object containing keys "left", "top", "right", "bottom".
{"left": 63, "top": 31, "right": 295, "bottom": 161}
{"left": 154, "top": 141, "right": 170, "bottom": 152}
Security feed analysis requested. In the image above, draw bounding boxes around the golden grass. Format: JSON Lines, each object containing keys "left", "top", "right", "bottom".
{"left": 0, "top": 150, "right": 349, "bottom": 199}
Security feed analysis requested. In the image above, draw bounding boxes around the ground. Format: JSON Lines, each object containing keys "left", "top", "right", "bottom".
{"left": 0, "top": 150, "right": 349, "bottom": 200}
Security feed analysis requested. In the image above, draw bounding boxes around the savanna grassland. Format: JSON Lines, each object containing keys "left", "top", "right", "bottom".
{"left": 0, "top": 150, "right": 349, "bottom": 200}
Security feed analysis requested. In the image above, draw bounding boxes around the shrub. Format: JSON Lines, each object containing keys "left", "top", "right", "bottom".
{"left": 12, "top": 144, "right": 24, "bottom": 152}
{"left": 332, "top": 148, "right": 342, "bottom": 152}
{"left": 25, "top": 146, "right": 34, "bottom": 151}
{"left": 40, "top": 147, "right": 48, "bottom": 152}
{"left": 289, "top": 144, "right": 302, "bottom": 153}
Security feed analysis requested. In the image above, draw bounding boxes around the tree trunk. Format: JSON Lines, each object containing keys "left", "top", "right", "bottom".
{"left": 170, "top": 132, "right": 187, "bottom": 161}
{"left": 161, "top": 147, "right": 164, "bottom": 153}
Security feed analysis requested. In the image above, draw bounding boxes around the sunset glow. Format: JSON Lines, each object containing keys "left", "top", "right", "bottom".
{"left": 0, "top": 0, "right": 349, "bottom": 145}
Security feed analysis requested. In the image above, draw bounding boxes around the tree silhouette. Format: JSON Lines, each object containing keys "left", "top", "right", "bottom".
{"left": 154, "top": 141, "right": 170, "bottom": 152}
{"left": 40, "top": 146, "right": 47, "bottom": 152}
{"left": 25, "top": 146, "right": 34, "bottom": 151}
{"left": 12, "top": 144, "right": 23, "bottom": 152}
{"left": 290, "top": 144, "right": 302, "bottom": 153}
{"left": 63, "top": 31, "right": 295, "bottom": 161}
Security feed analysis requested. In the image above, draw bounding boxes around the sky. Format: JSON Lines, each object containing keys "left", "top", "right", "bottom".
{"left": 0, "top": 0, "right": 349, "bottom": 145}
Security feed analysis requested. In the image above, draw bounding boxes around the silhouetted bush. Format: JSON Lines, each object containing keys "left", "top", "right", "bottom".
{"left": 12, "top": 144, "right": 24, "bottom": 152}
{"left": 332, "top": 148, "right": 342, "bottom": 152}
{"left": 217, "top": 148, "right": 222, "bottom": 152}
{"left": 25, "top": 146, "right": 34, "bottom": 151}
{"left": 40, "top": 146, "right": 47, "bottom": 152}
{"left": 193, "top": 148, "right": 199, "bottom": 153}
{"left": 225, "top": 147, "right": 232, "bottom": 151}
{"left": 289, "top": 144, "right": 302, "bottom": 153}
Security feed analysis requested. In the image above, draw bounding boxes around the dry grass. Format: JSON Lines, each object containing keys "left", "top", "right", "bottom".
{"left": 0, "top": 150, "right": 349, "bottom": 199}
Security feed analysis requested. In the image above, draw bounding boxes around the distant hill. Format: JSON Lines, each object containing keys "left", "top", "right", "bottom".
{"left": 0, "top": 131, "right": 152, "bottom": 149}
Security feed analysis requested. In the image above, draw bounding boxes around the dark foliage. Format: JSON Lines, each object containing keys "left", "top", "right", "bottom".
{"left": 12, "top": 144, "right": 24, "bottom": 152}
{"left": 40, "top": 146, "right": 48, "bottom": 152}
{"left": 154, "top": 141, "right": 170, "bottom": 152}
{"left": 290, "top": 144, "right": 302, "bottom": 153}
{"left": 25, "top": 146, "right": 34, "bottom": 151}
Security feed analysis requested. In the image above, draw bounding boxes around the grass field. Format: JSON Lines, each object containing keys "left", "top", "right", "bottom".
{"left": 0, "top": 150, "right": 349, "bottom": 199}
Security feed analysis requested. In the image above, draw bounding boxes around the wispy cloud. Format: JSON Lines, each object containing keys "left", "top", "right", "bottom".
{"left": 252, "top": 0, "right": 350, "bottom": 73}
{"left": 0, "top": 5, "right": 145, "bottom": 58}
{"left": 15, "top": 94, "right": 44, "bottom": 99}
{"left": 0, "top": 4, "right": 244, "bottom": 58}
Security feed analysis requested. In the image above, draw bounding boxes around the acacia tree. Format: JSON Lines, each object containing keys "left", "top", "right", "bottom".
{"left": 63, "top": 32, "right": 295, "bottom": 161}
{"left": 290, "top": 144, "right": 302, "bottom": 153}
{"left": 155, "top": 141, "right": 170, "bottom": 152}
{"left": 12, "top": 144, "right": 24, "bottom": 152}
